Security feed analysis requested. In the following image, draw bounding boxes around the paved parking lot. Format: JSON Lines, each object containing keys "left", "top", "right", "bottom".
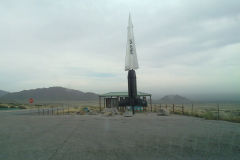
{"left": 0, "top": 110, "right": 240, "bottom": 160}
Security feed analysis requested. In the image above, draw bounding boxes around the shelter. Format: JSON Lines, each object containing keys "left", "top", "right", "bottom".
{"left": 99, "top": 92, "right": 152, "bottom": 111}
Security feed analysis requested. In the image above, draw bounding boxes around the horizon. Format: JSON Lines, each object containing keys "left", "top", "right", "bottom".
{"left": 0, "top": 0, "right": 240, "bottom": 101}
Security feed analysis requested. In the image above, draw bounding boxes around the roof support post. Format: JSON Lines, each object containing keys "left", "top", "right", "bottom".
{"left": 104, "top": 98, "right": 106, "bottom": 108}
{"left": 99, "top": 96, "right": 101, "bottom": 112}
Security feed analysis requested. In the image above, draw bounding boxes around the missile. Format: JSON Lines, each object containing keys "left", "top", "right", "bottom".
{"left": 126, "top": 14, "right": 138, "bottom": 113}
{"left": 118, "top": 13, "right": 147, "bottom": 115}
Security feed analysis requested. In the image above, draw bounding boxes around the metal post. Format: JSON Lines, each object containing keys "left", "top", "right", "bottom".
{"left": 104, "top": 98, "right": 106, "bottom": 108}
{"left": 99, "top": 96, "right": 101, "bottom": 112}
{"left": 217, "top": 104, "right": 219, "bottom": 120}
{"left": 150, "top": 96, "right": 152, "bottom": 112}
{"left": 182, "top": 104, "right": 184, "bottom": 114}
{"left": 191, "top": 104, "right": 193, "bottom": 115}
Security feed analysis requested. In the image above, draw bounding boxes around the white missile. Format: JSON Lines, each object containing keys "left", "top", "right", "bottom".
{"left": 125, "top": 13, "right": 139, "bottom": 71}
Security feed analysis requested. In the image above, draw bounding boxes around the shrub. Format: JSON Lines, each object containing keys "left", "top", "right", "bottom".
{"left": 19, "top": 106, "right": 27, "bottom": 109}
{"left": 0, "top": 104, "right": 8, "bottom": 108}
{"left": 203, "top": 111, "right": 217, "bottom": 120}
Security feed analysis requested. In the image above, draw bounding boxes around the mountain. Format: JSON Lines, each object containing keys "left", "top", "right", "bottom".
{"left": 156, "top": 95, "right": 192, "bottom": 104}
{"left": 0, "top": 87, "right": 98, "bottom": 103}
{"left": 0, "top": 90, "right": 9, "bottom": 97}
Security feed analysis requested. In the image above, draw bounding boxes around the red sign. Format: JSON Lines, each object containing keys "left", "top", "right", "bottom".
{"left": 29, "top": 98, "right": 34, "bottom": 104}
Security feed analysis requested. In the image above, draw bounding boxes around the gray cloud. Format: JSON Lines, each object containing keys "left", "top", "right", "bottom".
{"left": 0, "top": 0, "right": 239, "bottom": 100}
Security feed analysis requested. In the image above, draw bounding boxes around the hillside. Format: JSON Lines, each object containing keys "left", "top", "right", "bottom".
{"left": 0, "top": 87, "right": 98, "bottom": 103}
{"left": 157, "top": 95, "right": 191, "bottom": 104}
{"left": 0, "top": 90, "right": 9, "bottom": 97}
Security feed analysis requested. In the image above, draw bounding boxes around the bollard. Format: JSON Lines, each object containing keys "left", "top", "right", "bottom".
{"left": 182, "top": 104, "right": 184, "bottom": 114}
{"left": 191, "top": 104, "right": 193, "bottom": 115}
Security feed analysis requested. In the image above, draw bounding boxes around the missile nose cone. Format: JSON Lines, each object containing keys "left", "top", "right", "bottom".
{"left": 128, "top": 13, "right": 133, "bottom": 27}
{"left": 125, "top": 14, "right": 139, "bottom": 71}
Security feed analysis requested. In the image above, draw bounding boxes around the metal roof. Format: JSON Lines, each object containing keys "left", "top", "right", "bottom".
{"left": 100, "top": 92, "right": 151, "bottom": 97}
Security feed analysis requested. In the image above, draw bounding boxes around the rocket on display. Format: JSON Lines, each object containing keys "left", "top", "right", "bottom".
{"left": 119, "top": 13, "right": 147, "bottom": 114}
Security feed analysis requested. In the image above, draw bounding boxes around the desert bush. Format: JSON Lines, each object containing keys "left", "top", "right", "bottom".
{"left": 183, "top": 111, "right": 192, "bottom": 116}
{"left": 0, "top": 104, "right": 8, "bottom": 108}
{"left": 19, "top": 106, "right": 27, "bottom": 109}
{"left": 77, "top": 110, "right": 86, "bottom": 115}
{"left": 157, "top": 108, "right": 170, "bottom": 116}
{"left": 221, "top": 112, "right": 240, "bottom": 123}
{"left": 203, "top": 111, "right": 217, "bottom": 120}
{"left": 166, "top": 103, "right": 240, "bottom": 123}
{"left": 104, "top": 112, "right": 113, "bottom": 116}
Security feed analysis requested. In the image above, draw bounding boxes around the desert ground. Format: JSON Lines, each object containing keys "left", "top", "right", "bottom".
{"left": 0, "top": 109, "right": 240, "bottom": 160}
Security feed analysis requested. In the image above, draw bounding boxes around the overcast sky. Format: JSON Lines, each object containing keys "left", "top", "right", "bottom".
{"left": 0, "top": 0, "right": 239, "bottom": 100}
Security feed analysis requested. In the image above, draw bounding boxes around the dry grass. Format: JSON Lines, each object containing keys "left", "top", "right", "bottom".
{"left": 3, "top": 101, "right": 239, "bottom": 123}
{"left": 0, "top": 103, "right": 28, "bottom": 109}
{"left": 152, "top": 104, "right": 240, "bottom": 123}
{"left": 50, "top": 105, "right": 101, "bottom": 115}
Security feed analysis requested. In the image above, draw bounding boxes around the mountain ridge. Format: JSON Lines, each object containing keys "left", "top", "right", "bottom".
{"left": 156, "top": 95, "right": 192, "bottom": 104}
{"left": 0, "top": 87, "right": 98, "bottom": 103}
{"left": 0, "top": 90, "right": 9, "bottom": 97}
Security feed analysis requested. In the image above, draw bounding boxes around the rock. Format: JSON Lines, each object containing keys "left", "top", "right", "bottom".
{"left": 157, "top": 108, "right": 170, "bottom": 116}
{"left": 78, "top": 110, "right": 86, "bottom": 115}
{"left": 88, "top": 111, "right": 98, "bottom": 115}
{"left": 103, "top": 108, "right": 119, "bottom": 115}
{"left": 104, "top": 112, "right": 113, "bottom": 116}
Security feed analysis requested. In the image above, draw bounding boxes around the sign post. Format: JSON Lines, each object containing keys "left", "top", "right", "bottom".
{"left": 28, "top": 98, "right": 35, "bottom": 113}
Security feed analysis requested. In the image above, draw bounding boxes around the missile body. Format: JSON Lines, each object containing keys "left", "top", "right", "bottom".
{"left": 128, "top": 69, "right": 137, "bottom": 106}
